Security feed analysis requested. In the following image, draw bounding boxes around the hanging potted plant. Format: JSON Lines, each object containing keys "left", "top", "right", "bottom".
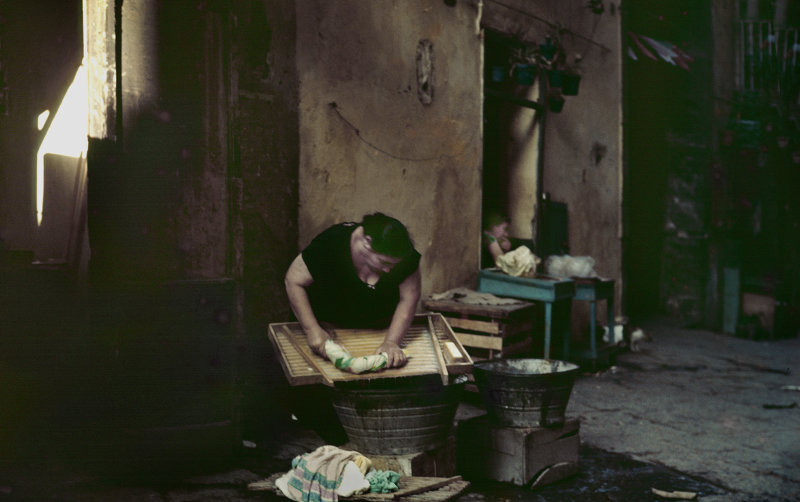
{"left": 561, "top": 53, "right": 583, "bottom": 96}
{"left": 547, "top": 88, "right": 565, "bottom": 113}
{"left": 489, "top": 65, "right": 507, "bottom": 83}
{"left": 509, "top": 44, "right": 539, "bottom": 86}
{"left": 535, "top": 34, "right": 564, "bottom": 88}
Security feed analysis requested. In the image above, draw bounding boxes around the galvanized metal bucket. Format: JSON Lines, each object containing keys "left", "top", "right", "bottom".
{"left": 472, "top": 358, "right": 579, "bottom": 427}
{"left": 331, "top": 375, "right": 463, "bottom": 455}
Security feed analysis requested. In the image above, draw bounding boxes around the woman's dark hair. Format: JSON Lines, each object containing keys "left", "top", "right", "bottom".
{"left": 361, "top": 212, "right": 414, "bottom": 258}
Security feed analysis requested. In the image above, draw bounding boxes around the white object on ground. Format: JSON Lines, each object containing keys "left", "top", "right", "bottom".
{"left": 602, "top": 326, "right": 648, "bottom": 352}
{"left": 337, "top": 460, "right": 371, "bottom": 497}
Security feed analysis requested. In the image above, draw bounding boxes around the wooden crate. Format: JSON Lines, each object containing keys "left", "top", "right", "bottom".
{"left": 456, "top": 415, "right": 580, "bottom": 488}
{"left": 422, "top": 297, "right": 537, "bottom": 361}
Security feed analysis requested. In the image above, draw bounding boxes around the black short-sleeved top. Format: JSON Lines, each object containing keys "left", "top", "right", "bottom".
{"left": 302, "top": 222, "right": 421, "bottom": 328}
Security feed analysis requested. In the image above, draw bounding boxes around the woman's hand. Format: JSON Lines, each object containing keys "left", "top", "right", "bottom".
{"left": 376, "top": 340, "right": 407, "bottom": 368}
{"left": 306, "top": 327, "right": 331, "bottom": 358}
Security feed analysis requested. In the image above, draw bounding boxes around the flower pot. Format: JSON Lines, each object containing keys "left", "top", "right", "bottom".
{"left": 548, "top": 95, "right": 565, "bottom": 113}
{"left": 514, "top": 64, "right": 537, "bottom": 86}
{"left": 490, "top": 65, "right": 507, "bottom": 83}
{"left": 539, "top": 39, "right": 556, "bottom": 61}
{"left": 547, "top": 69, "right": 564, "bottom": 88}
{"left": 561, "top": 73, "right": 581, "bottom": 95}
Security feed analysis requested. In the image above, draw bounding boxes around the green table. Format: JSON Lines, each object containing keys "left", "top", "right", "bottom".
{"left": 478, "top": 269, "right": 575, "bottom": 359}
{"left": 573, "top": 277, "right": 615, "bottom": 362}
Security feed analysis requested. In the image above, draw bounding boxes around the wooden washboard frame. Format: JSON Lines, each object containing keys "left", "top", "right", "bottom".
{"left": 268, "top": 313, "right": 473, "bottom": 386}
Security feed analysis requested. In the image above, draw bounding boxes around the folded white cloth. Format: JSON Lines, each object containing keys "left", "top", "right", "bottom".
{"left": 496, "top": 246, "right": 540, "bottom": 277}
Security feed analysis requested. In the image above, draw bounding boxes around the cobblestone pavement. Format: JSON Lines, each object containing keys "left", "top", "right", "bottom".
{"left": 566, "top": 317, "right": 800, "bottom": 501}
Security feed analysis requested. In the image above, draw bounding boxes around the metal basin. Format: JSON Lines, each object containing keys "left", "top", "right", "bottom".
{"left": 331, "top": 375, "right": 463, "bottom": 455}
{"left": 473, "top": 358, "right": 579, "bottom": 427}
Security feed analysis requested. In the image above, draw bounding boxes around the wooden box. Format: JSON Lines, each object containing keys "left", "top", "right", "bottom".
{"left": 359, "top": 433, "right": 457, "bottom": 477}
{"left": 422, "top": 296, "right": 537, "bottom": 361}
{"left": 267, "top": 313, "right": 473, "bottom": 386}
{"left": 456, "top": 415, "right": 580, "bottom": 488}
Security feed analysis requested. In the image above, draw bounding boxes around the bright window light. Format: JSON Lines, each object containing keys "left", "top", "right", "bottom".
{"left": 36, "top": 62, "right": 88, "bottom": 226}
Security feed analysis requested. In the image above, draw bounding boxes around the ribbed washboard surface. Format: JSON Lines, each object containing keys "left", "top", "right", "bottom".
{"left": 268, "top": 313, "right": 473, "bottom": 386}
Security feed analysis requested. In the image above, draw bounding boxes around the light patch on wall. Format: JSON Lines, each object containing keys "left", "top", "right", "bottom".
{"left": 37, "top": 110, "right": 50, "bottom": 130}
{"left": 36, "top": 63, "right": 88, "bottom": 225}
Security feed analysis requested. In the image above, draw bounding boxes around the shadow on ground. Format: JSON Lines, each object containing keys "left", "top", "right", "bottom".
{"left": 456, "top": 444, "right": 727, "bottom": 502}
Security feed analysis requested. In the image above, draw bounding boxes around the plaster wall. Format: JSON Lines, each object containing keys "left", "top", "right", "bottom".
{"left": 295, "top": 0, "right": 484, "bottom": 298}
{"left": 100, "top": 0, "right": 229, "bottom": 280}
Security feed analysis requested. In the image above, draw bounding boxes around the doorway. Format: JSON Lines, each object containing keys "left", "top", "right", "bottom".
{"left": 482, "top": 29, "right": 543, "bottom": 268}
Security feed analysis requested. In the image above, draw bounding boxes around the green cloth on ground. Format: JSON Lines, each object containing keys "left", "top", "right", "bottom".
{"left": 366, "top": 469, "right": 402, "bottom": 493}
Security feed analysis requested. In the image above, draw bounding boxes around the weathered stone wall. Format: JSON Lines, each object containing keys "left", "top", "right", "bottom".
{"left": 228, "top": 0, "right": 300, "bottom": 440}
{"left": 295, "top": 0, "right": 484, "bottom": 297}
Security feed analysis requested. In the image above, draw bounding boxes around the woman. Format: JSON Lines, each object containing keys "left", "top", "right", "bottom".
{"left": 284, "top": 212, "right": 421, "bottom": 368}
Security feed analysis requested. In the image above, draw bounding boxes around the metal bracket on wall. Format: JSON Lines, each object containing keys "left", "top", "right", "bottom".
{"left": 485, "top": 88, "right": 542, "bottom": 111}
{"left": 416, "top": 39, "right": 434, "bottom": 105}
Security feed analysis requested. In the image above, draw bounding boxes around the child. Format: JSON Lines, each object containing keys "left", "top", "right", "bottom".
{"left": 483, "top": 211, "right": 512, "bottom": 267}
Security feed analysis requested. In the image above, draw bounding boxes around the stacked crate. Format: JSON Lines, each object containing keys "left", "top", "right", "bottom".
{"left": 422, "top": 297, "right": 536, "bottom": 360}
{"left": 422, "top": 296, "right": 536, "bottom": 392}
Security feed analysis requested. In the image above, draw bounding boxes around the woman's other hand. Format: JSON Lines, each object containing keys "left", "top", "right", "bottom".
{"left": 376, "top": 340, "right": 407, "bottom": 368}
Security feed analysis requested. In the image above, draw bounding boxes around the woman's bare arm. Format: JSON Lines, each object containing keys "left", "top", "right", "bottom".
{"left": 284, "top": 254, "right": 331, "bottom": 357}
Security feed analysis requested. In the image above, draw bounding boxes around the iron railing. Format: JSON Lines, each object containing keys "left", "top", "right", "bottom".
{"left": 739, "top": 20, "right": 800, "bottom": 97}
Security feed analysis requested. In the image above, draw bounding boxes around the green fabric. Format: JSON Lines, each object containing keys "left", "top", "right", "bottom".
{"left": 366, "top": 469, "right": 402, "bottom": 493}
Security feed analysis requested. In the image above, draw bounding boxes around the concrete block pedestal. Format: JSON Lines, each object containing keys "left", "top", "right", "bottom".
{"left": 456, "top": 415, "right": 579, "bottom": 488}
{"left": 345, "top": 434, "right": 457, "bottom": 477}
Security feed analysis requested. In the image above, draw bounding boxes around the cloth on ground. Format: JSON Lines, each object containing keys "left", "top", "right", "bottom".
{"left": 325, "top": 340, "right": 406, "bottom": 374}
{"left": 428, "top": 287, "right": 523, "bottom": 306}
{"left": 366, "top": 469, "right": 402, "bottom": 493}
{"left": 495, "top": 245, "right": 540, "bottom": 277}
{"left": 274, "top": 445, "right": 372, "bottom": 502}
{"left": 338, "top": 461, "right": 372, "bottom": 497}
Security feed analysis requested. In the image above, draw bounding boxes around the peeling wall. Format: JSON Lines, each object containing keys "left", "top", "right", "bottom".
{"left": 227, "top": 0, "right": 300, "bottom": 439}
{"left": 295, "top": 0, "right": 484, "bottom": 298}
{"left": 85, "top": 0, "right": 232, "bottom": 282}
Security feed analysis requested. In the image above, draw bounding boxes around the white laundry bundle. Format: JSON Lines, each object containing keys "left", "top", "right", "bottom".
{"left": 324, "top": 340, "right": 406, "bottom": 374}
{"left": 495, "top": 245, "right": 540, "bottom": 277}
{"left": 544, "top": 254, "right": 597, "bottom": 278}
